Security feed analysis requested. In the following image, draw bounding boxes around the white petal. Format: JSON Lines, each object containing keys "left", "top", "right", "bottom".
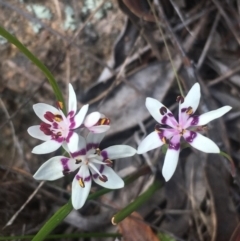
{"left": 27, "top": 125, "right": 51, "bottom": 141}
{"left": 32, "top": 140, "right": 61, "bottom": 154}
{"left": 84, "top": 112, "right": 101, "bottom": 127}
{"left": 192, "top": 106, "right": 232, "bottom": 126}
{"left": 101, "top": 145, "right": 136, "bottom": 160}
{"left": 33, "top": 103, "right": 60, "bottom": 123}
{"left": 70, "top": 135, "right": 87, "bottom": 158}
{"left": 73, "top": 104, "right": 89, "bottom": 128}
{"left": 71, "top": 165, "right": 92, "bottom": 209}
{"left": 92, "top": 165, "right": 124, "bottom": 189}
{"left": 162, "top": 148, "right": 180, "bottom": 182}
{"left": 66, "top": 132, "right": 79, "bottom": 154}
{"left": 33, "top": 156, "right": 77, "bottom": 180}
{"left": 146, "top": 97, "right": 177, "bottom": 128}
{"left": 68, "top": 84, "right": 77, "bottom": 115}
{"left": 183, "top": 131, "right": 220, "bottom": 153}
{"left": 86, "top": 132, "right": 105, "bottom": 149}
{"left": 87, "top": 125, "right": 110, "bottom": 133}
{"left": 180, "top": 83, "right": 200, "bottom": 113}
{"left": 146, "top": 97, "right": 167, "bottom": 123}
{"left": 137, "top": 131, "right": 164, "bottom": 154}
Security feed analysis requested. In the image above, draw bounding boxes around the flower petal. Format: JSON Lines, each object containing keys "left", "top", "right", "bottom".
{"left": 101, "top": 145, "right": 136, "bottom": 160}
{"left": 33, "top": 103, "right": 60, "bottom": 124}
{"left": 162, "top": 148, "right": 180, "bottom": 182}
{"left": 66, "top": 132, "right": 79, "bottom": 154}
{"left": 33, "top": 156, "right": 77, "bottom": 180}
{"left": 68, "top": 83, "right": 77, "bottom": 115}
{"left": 27, "top": 125, "right": 51, "bottom": 141}
{"left": 84, "top": 112, "right": 101, "bottom": 127}
{"left": 183, "top": 131, "right": 220, "bottom": 153}
{"left": 72, "top": 165, "right": 92, "bottom": 209}
{"left": 32, "top": 140, "right": 61, "bottom": 154}
{"left": 179, "top": 83, "right": 200, "bottom": 125}
{"left": 73, "top": 104, "right": 89, "bottom": 128}
{"left": 137, "top": 131, "right": 164, "bottom": 154}
{"left": 92, "top": 164, "right": 124, "bottom": 189}
{"left": 87, "top": 125, "right": 110, "bottom": 133}
{"left": 86, "top": 132, "right": 105, "bottom": 151}
{"left": 71, "top": 135, "right": 87, "bottom": 158}
{"left": 185, "top": 106, "right": 232, "bottom": 127}
{"left": 146, "top": 97, "right": 178, "bottom": 128}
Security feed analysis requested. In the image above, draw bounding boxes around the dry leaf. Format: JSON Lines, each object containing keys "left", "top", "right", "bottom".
{"left": 118, "top": 212, "right": 160, "bottom": 241}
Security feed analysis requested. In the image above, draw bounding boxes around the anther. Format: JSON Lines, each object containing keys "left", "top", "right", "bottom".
{"left": 56, "top": 132, "right": 62, "bottom": 136}
{"left": 78, "top": 177, "right": 85, "bottom": 188}
{"left": 104, "top": 159, "right": 113, "bottom": 167}
{"left": 97, "top": 118, "right": 110, "bottom": 126}
{"left": 176, "top": 96, "right": 184, "bottom": 104}
{"left": 155, "top": 124, "right": 162, "bottom": 133}
{"left": 99, "top": 175, "right": 108, "bottom": 182}
{"left": 95, "top": 148, "right": 101, "bottom": 155}
{"left": 160, "top": 106, "right": 167, "bottom": 115}
{"left": 56, "top": 101, "right": 64, "bottom": 110}
{"left": 161, "top": 137, "right": 167, "bottom": 144}
{"left": 54, "top": 114, "right": 63, "bottom": 122}
{"left": 186, "top": 107, "right": 193, "bottom": 115}
{"left": 75, "top": 159, "right": 82, "bottom": 164}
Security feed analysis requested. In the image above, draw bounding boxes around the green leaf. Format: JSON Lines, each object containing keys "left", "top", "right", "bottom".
{"left": 0, "top": 25, "right": 66, "bottom": 113}
{"left": 158, "top": 233, "right": 176, "bottom": 241}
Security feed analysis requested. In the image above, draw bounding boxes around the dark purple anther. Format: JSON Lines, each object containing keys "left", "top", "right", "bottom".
{"left": 160, "top": 106, "right": 167, "bottom": 115}
{"left": 176, "top": 96, "right": 184, "bottom": 104}
{"left": 44, "top": 111, "right": 55, "bottom": 122}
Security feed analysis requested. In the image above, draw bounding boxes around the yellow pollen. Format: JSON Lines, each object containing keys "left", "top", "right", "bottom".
{"left": 56, "top": 132, "right": 62, "bottom": 136}
{"left": 161, "top": 137, "right": 167, "bottom": 144}
{"left": 78, "top": 178, "right": 85, "bottom": 188}
{"left": 95, "top": 148, "right": 101, "bottom": 155}
{"left": 180, "top": 129, "right": 186, "bottom": 136}
{"left": 75, "top": 159, "right": 82, "bottom": 164}
{"left": 186, "top": 107, "right": 193, "bottom": 115}
{"left": 54, "top": 115, "right": 63, "bottom": 122}
{"left": 57, "top": 101, "right": 64, "bottom": 110}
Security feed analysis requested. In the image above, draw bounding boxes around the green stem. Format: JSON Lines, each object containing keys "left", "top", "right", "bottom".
{"left": 0, "top": 233, "right": 121, "bottom": 240}
{"left": 32, "top": 165, "right": 151, "bottom": 241}
{"left": 0, "top": 25, "right": 66, "bottom": 113}
{"left": 112, "top": 180, "right": 162, "bottom": 224}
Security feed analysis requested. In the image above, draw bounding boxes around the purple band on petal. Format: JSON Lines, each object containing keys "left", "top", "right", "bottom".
{"left": 185, "top": 131, "right": 197, "bottom": 143}
{"left": 181, "top": 108, "right": 187, "bottom": 113}
{"left": 61, "top": 158, "right": 70, "bottom": 172}
{"left": 87, "top": 143, "right": 99, "bottom": 151}
{"left": 169, "top": 142, "right": 180, "bottom": 150}
{"left": 161, "top": 116, "right": 167, "bottom": 124}
{"left": 68, "top": 111, "right": 74, "bottom": 117}
{"left": 101, "top": 151, "right": 108, "bottom": 160}
{"left": 157, "top": 132, "right": 165, "bottom": 140}
{"left": 168, "top": 113, "right": 173, "bottom": 117}
{"left": 92, "top": 164, "right": 105, "bottom": 179}
{"left": 71, "top": 148, "right": 87, "bottom": 158}
{"left": 51, "top": 136, "right": 64, "bottom": 143}
{"left": 66, "top": 131, "right": 73, "bottom": 142}
{"left": 52, "top": 122, "right": 59, "bottom": 128}
{"left": 69, "top": 116, "right": 75, "bottom": 129}
{"left": 84, "top": 176, "right": 91, "bottom": 182}
{"left": 190, "top": 116, "right": 199, "bottom": 126}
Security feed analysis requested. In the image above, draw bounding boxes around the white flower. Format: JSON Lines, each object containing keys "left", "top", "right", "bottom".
{"left": 137, "top": 83, "right": 232, "bottom": 182}
{"left": 33, "top": 133, "right": 136, "bottom": 209}
{"left": 28, "top": 84, "right": 110, "bottom": 154}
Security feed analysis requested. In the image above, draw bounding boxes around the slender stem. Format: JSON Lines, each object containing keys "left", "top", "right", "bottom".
{"left": 147, "top": 0, "right": 184, "bottom": 97}
{"left": 112, "top": 180, "right": 162, "bottom": 224}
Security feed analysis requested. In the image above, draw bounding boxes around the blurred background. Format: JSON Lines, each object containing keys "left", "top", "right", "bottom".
{"left": 0, "top": 0, "right": 240, "bottom": 240}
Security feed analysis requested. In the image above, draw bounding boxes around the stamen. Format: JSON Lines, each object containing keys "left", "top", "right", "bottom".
{"left": 56, "top": 132, "right": 62, "bottom": 136}
{"left": 155, "top": 124, "right": 162, "bottom": 133}
{"left": 99, "top": 175, "right": 108, "bottom": 182}
{"left": 75, "top": 159, "right": 82, "bottom": 164}
{"left": 161, "top": 137, "right": 167, "bottom": 144}
{"left": 186, "top": 107, "right": 193, "bottom": 115}
{"left": 40, "top": 122, "right": 52, "bottom": 135}
{"left": 179, "top": 129, "right": 186, "bottom": 135}
{"left": 97, "top": 118, "right": 110, "bottom": 126}
{"left": 160, "top": 106, "right": 167, "bottom": 115}
{"left": 54, "top": 114, "right": 63, "bottom": 122}
{"left": 78, "top": 177, "right": 85, "bottom": 188}
{"left": 56, "top": 101, "right": 64, "bottom": 110}
{"left": 95, "top": 148, "right": 101, "bottom": 155}
{"left": 176, "top": 96, "right": 184, "bottom": 103}
{"left": 104, "top": 159, "right": 113, "bottom": 167}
